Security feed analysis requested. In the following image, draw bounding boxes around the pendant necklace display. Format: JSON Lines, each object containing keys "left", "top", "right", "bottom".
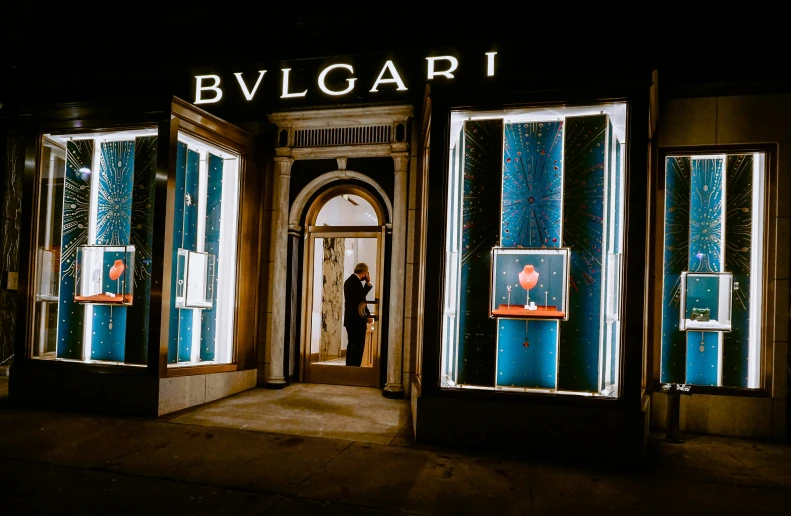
{"left": 699, "top": 331, "right": 705, "bottom": 353}
{"left": 507, "top": 285, "right": 512, "bottom": 309}
{"left": 108, "top": 260, "right": 125, "bottom": 329}
{"left": 518, "top": 264, "right": 539, "bottom": 310}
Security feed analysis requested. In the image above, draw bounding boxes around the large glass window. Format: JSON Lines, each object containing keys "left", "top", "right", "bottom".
{"left": 440, "top": 103, "right": 627, "bottom": 396}
{"left": 660, "top": 153, "right": 766, "bottom": 388}
{"left": 166, "top": 133, "right": 240, "bottom": 367}
{"left": 33, "top": 129, "right": 159, "bottom": 365}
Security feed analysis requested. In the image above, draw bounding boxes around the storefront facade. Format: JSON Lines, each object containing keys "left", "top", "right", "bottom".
{"left": 1, "top": 41, "right": 788, "bottom": 460}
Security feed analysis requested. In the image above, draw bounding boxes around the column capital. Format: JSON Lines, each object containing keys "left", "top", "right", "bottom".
{"left": 274, "top": 157, "right": 294, "bottom": 177}
{"left": 392, "top": 152, "right": 409, "bottom": 173}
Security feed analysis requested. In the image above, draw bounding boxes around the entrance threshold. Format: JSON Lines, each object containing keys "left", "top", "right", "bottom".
{"left": 164, "top": 383, "right": 411, "bottom": 445}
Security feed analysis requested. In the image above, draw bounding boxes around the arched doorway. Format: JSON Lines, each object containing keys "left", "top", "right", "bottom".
{"left": 300, "top": 184, "right": 387, "bottom": 387}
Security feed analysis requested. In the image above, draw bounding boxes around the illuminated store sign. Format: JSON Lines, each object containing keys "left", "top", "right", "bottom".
{"left": 194, "top": 52, "right": 497, "bottom": 104}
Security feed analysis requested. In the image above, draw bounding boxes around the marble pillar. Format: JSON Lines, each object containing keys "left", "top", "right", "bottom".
{"left": 266, "top": 156, "right": 293, "bottom": 386}
{"left": 385, "top": 152, "right": 409, "bottom": 397}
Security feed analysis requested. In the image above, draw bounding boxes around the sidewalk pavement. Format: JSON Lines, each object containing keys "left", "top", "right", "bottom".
{"left": 0, "top": 377, "right": 790, "bottom": 515}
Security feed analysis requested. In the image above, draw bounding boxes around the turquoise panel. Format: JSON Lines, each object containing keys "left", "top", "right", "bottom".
{"left": 497, "top": 319, "right": 556, "bottom": 388}
{"left": 92, "top": 141, "right": 134, "bottom": 362}
{"left": 125, "top": 136, "right": 157, "bottom": 364}
{"left": 56, "top": 140, "right": 93, "bottom": 359}
{"left": 167, "top": 142, "right": 188, "bottom": 364}
{"left": 686, "top": 331, "right": 719, "bottom": 386}
{"left": 723, "top": 154, "right": 753, "bottom": 387}
{"left": 661, "top": 157, "right": 691, "bottom": 384}
{"left": 686, "top": 158, "right": 724, "bottom": 383}
{"left": 200, "top": 153, "right": 224, "bottom": 362}
{"left": 457, "top": 119, "right": 502, "bottom": 386}
{"left": 688, "top": 158, "right": 723, "bottom": 273}
{"left": 501, "top": 121, "right": 563, "bottom": 247}
{"left": 497, "top": 121, "right": 563, "bottom": 389}
{"left": 559, "top": 115, "right": 607, "bottom": 392}
{"left": 685, "top": 275, "right": 720, "bottom": 320}
{"left": 177, "top": 149, "right": 200, "bottom": 362}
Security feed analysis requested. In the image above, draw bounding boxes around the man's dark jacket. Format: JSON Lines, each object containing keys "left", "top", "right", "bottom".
{"left": 343, "top": 274, "right": 372, "bottom": 328}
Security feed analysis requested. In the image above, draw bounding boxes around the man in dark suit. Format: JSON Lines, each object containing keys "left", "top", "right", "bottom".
{"left": 343, "top": 263, "right": 373, "bottom": 366}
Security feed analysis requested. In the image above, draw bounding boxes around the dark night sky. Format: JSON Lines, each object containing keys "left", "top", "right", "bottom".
{"left": 2, "top": 3, "right": 791, "bottom": 106}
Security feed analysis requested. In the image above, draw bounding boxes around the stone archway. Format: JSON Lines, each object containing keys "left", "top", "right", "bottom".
{"left": 263, "top": 105, "right": 413, "bottom": 398}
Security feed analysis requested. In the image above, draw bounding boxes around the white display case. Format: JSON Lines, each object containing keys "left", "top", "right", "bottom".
{"left": 175, "top": 249, "right": 216, "bottom": 309}
{"left": 74, "top": 245, "right": 135, "bottom": 305}
{"left": 679, "top": 271, "right": 733, "bottom": 331}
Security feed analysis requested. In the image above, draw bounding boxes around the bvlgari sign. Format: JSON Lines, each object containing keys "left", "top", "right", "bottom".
{"left": 194, "top": 53, "right": 498, "bottom": 104}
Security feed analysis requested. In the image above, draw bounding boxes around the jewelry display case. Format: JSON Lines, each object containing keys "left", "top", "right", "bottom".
{"left": 489, "top": 247, "right": 569, "bottom": 319}
{"left": 440, "top": 103, "right": 627, "bottom": 394}
{"left": 25, "top": 98, "right": 255, "bottom": 369}
{"left": 660, "top": 153, "right": 766, "bottom": 388}
{"left": 74, "top": 245, "right": 135, "bottom": 305}
{"left": 679, "top": 272, "right": 733, "bottom": 331}
{"left": 175, "top": 249, "right": 216, "bottom": 310}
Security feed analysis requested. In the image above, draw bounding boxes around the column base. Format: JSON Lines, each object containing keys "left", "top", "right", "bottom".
{"left": 383, "top": 383, "right": 404, "bottom": 399}
{"left": 265, "top": 377, "right": 288, "bottom": 389}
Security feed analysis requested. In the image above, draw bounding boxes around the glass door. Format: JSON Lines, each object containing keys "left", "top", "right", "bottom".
{"left": 302, "top": 227, "right": 385, "bottom": 387}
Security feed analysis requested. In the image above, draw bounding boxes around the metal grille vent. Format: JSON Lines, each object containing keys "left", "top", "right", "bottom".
{"left": 294, "top": 125, "right": 392, "bottom": 147}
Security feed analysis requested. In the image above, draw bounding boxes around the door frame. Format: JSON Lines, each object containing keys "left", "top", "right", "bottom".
{"left": 300, "top": 226, "right": 387, "bottom": 387}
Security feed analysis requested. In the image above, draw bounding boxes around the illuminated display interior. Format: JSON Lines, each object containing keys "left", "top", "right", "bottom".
{"left": 441, "top": 103, "right": 627, "bottom": 396}
{"left": 168, "top": 133, "right": 240, "bottom": 367}
{"left": 660, "top": 154, "right": 765, "bottom": 388}
{"left": 32, "top": 129, "right": 240, "bottom": 367}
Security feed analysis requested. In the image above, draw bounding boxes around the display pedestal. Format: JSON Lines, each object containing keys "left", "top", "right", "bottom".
{"left": 492, "top": 304, "right": 564, "bottom": 318}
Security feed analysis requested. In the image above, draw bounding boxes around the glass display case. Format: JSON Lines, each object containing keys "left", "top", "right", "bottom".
{"left": 679, "top": 272, "right": 733, "bottom": 331}
{"left": 75, "top": 245, "right": 135, "bottom": 305}
{"left": 30, "top": 128, "right": 158, "bottom": 364}
{"left": 660, "top": 153, "right": 765, "bottom": 388}
{"left": 167, "top": 132, "right": 239, "bottom": 367}
{"left": 28, "top": 99, "right": 250, "bottom": 369}
{"left": 440, "top": 103, "right": 627, "bottom": 395}
{"left": 489, "top": 247, "right": 569, "bottom": 319}
{"left": 175, "top": 249, "right": 216, "bottom": 310}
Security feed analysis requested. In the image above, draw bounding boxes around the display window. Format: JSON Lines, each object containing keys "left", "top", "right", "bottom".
{"left": 440, "top": 103, "right": 627, "bottom": 396}
{"left": 32, "top": 129, "right": 158, "bottom": 365}
{"left": 660, "top": 153, "right": 766, "bottom": 388}
{"left": 30, "top": 122, "right": 242, "bottom": 369}
{"left": 167, "top": 133, "right": 240, "bottom": 367}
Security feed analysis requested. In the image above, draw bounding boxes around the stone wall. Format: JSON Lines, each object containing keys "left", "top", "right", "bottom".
{"left": 0, "top": 136, "right": 23, "bottom": 366}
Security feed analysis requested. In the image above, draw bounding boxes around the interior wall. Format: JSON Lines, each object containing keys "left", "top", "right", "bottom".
{"left": 653, "top": 93, "right": 791, "bottom": 439}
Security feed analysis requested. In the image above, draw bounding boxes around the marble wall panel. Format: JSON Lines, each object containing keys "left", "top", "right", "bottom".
{"left": 0, "top": 136, "right": 24, "bottom": 364}
{"left": 320, "top": 237, "right": 344, "bottom": 360}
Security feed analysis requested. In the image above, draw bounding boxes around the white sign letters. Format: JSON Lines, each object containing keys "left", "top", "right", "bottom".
{"left": 193, "top": 51, "right": 497, "bottom": 104}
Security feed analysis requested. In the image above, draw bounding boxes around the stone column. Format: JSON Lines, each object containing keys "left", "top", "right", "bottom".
{"left": 266, "top": 156, "right": 293, "bottom": 387}
{"left": 385, "top": 152, "right": 409, "bottom": 397}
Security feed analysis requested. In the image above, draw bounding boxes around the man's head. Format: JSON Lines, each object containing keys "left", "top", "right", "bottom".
{"left": 354, "top": 262, "right": 369, "bottom": 280}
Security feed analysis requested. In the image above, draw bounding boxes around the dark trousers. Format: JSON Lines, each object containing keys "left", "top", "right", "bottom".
{"left": 345, "top": 325, "right": 366, "bottom": 367}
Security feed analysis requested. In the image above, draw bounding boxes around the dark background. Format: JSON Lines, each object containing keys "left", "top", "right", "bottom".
{"left": 2, "top": 3, "right": 791, "bottom": 115}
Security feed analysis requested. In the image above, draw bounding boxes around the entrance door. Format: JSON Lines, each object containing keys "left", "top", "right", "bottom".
{"left": 302, "top": 227, "right": 385, "bottom": 387}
